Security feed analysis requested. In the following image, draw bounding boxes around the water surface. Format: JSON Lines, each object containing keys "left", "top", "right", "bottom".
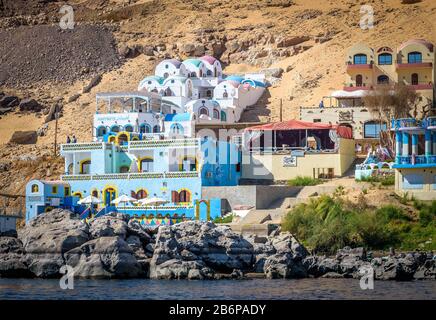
{"left": 0, "top": 278, "right": 434, "bottom": 300}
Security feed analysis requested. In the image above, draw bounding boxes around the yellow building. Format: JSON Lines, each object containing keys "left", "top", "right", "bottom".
{"left": 241, "top": 120, "right": 355, "bottom": 182}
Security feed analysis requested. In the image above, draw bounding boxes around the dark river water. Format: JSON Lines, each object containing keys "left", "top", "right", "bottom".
{"left": 0, "top": 278, "right": 435, "bottom": 300}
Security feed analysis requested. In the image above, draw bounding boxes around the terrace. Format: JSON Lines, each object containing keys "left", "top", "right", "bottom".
{"left": 60, "top": 171, "right": 200, "bottom": 182}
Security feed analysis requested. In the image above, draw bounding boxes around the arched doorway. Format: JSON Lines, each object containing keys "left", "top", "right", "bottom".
{"left": 103, "top": 187, "right": 116, "bottom": 207}
{"left": 356, "top": 74, "right": 363, "bottom": 87}
{"left": 411, "top": 73, "right": 419, "bottom": 85}
{"left": 117, "top": 133, "right": 129, "bottom": 145}
{"left": 377, "top": 75, "right": 389, "bottom": 85}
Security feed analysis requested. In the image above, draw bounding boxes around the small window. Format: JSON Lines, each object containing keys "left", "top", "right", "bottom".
{"left": 31, "top": 184, "right": 39, "bottom": 193}
{"left": 353, "top": 54, "right": 367, "bottom": 65}
{"left": 165, "top": 64, "right": 169, "bottom": 69}
{"left": 377, "top": 75, "right": 389, "bottom": 85}
{"left": 408, "top": 52, "right": 422, "bottom": 64}
{"left": 378, "top": 53, "right": 392, "bottom": 65}
{"left": 64, "top": 187, "right": 70, "bottom": 197}
{"left": 120, "top": 166, "right": 130, "bottom": 173}
{"left": 236, "top": 163, "right": 241, "bottom": 172}
{"left": 125, "top": 125, "right": 133, "bottom": 132}
{"left": 52, "top": 186, "right": 58, "bottom": 194}
{"left": 313, "top": 119, "right": 321, "bottom": 123}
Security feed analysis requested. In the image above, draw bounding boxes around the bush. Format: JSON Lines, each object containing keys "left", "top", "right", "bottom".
{"left": 287, "top": 176, "right": 322, "bottom": 186}
{"left": 282, "top": 196, "right": 435, "bottom": 254}
{"left": 213, "top": 214, "right": 234, "bottom": 224}
{"left": 357, "top": 174, "right": 394, "bottom": 186}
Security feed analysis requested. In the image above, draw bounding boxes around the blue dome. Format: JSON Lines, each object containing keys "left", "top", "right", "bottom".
{"left": 225, "top": 75, "right": 244, "bottom": 83}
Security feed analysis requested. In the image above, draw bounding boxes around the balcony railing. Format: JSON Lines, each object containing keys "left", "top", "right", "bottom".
{"left": 424, "top": 117, "right": 436, "bottom": 128}
{"left": 346, "top": 63, "right": 373, "bottom": 70}
{"left": 60, "top": 171, "right": 200, "bottom": 181}
{"left": 343, "top": 83, "right": 372, "bottom": 92}
{"left": 396, "top": 155, "right": 436, "bottom": 165}
{"left": 129, "top": 138, "right": 199, "bottom": 149}
{"left": 61, "top": 142, "right": 108, "bottom": 152}
{"left": 395, "top": 59, "right": 433, "bottom": 69}
{"left": 391, "top": 118, "right": 421, "bottom": 129}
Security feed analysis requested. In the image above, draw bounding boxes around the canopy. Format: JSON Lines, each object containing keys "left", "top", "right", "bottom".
{"left": 245, "top": 119, "right": 353, "bottom": 139}
{"left": 137, "top": 197, "right": 168, "bottom": 206}
{"left": 78, "top": 195, "right": 102, "bottom": 205}
{"left": 111, "top": 194, "right": 137, "bottom": 205}
{"left": 331, "top": 90, "right": 367, "bottom": 98}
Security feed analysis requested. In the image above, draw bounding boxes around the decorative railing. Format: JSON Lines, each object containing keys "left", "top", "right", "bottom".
{"left": 391, "top": 118, "right": 421, "bottom": 129}
{"left": 423, "top": 117, "right": 436, "bottom": 128}
{"left": 396, "top": 155, "right": 436, "bottom": 165}
{"left": 61, "top": 171, "right": 200, "bottom": 181}
{"left": 61, "top": 142, "right": 107, "bottom": 152}
{"left": 129, "top": 138, "right": 199, "bottom": 149}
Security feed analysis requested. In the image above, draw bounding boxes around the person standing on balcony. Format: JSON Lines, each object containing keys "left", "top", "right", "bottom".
{"left": 66, "top": 136, "right": 71, "bottom": 144}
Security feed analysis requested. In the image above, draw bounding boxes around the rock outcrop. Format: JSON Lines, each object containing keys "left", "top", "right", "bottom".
{"left": 0, "top": 209, "right": 434, "bottom": 280}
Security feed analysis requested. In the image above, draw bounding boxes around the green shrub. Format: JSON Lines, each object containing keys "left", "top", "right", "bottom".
{"left": 357, "top": 174, "right": 394, "bottom": 186}
{"left": 282, "top": 196, "right": 435, "bottom": 254}
{"left": 287, "top": 176, "right": 322, "bottom": 186}
{"left": 213, "top": 214, "right": 234, "bottom": 224}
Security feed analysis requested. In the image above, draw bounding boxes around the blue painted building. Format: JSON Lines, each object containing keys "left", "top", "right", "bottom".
{"left": 391, "top": 117, "right": 436, "bottom": 200}
{"left": 25, "top": 93, "right": 242, "bottom": 223}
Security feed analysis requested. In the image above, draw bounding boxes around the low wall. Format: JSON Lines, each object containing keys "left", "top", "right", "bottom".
{"left": 201, "top": 185, "right": 302, "bottom": 210}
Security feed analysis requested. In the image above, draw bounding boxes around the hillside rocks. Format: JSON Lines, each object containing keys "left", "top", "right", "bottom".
{"left": 8, "top": 131, "right": 38, "bottom": 145}
{"left": 0, "top": 209, "right": 434, "bottom": 280}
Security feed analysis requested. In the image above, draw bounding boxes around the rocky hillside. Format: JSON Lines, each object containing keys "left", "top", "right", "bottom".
{"left": 0, "top": 0, "right": 435, "bottom": 207}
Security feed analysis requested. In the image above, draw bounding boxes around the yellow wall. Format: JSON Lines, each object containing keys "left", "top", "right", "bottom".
{"left": 242, "top": 138, "right": 355, "bottom": 181}
{"left": 395, "top": 168, "right": 436, "bottom": 201}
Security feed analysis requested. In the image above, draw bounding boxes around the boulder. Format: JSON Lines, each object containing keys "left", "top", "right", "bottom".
{"left": 0, "top": 237, "right": 32, "bottom": 278}
{"left": 119, "top": 45, "right": 142, "bottom": 59}
{"left": 260, "top": 67, "right": 284, "bottom": 79}
{"left": 414, "top": 259, "right": 435, "bottom": 280}
{"left": 0, "top": 95, "right": 19, "bottom": 108}
{"left": 126, "top": 219, "right": 152, "bottom": 244}
{"left": 276, "top": 36, "right": 310, "bottom": 48}
{"left": 181, "top": 43, "right": 196, "bottom": 54}
{"left": 9, "top": 131, "right": 38, "bottom": 145}
{"left": 89, "top": 213, "right": 128, "bottom": 239}
{"left": 82, "top": 74, "right": 102, "bottom": 93}
{"left": 149, "top": 221, "right": 254, "bottom": 279}
{"left": 263, "top": 253, "right": 307, "bottom": 279}
{"left": 65, "top": 236, "right": 144, "bottom": 279}
{"left": 19, "top": 209, "right": 89, "bottom": 278}
{"left": 151, "top": 258, "right": 215, "bottom": 280}
{"left": 19, "top": 99, "right": 42, "bottom": 112}
{"left": 269, "top": 232, "right": 308, "bottom": 259}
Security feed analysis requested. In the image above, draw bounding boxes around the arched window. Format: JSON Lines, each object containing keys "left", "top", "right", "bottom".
{"left": 378, "top": 53, "right": 392, "bottom": 65}
{"left": 165, "top": 87, "right": 172, "bottom": 96}
{"left": 117, "top": 133, "right": 128, "bottom": 145}
{"left": 179, "top": 190, "right": 191, "bottom": 203}
{"left": 136, "top": 189, "right": 148, "bottom": 200}
{"left": 223, "top": 90, "right": 228, "bottom": 98}
{"left": 213, "top": 109, "right": 220, "bottom": 119}
{"left": 140, "top": 158, "right": 153, "bottom": 172}
{"left": 411, "top": 73, "right": 419, "bottom": 85}
{"left": 92, "top": 190, "right": 98, "bottom": 198}
{"left": 364, "top": 121, "right": 387, "bottom": 138}
{"left": 81, "top": 160, "right": 91, "bottom": 174}
{"left": 140, "top": 124, "right": 151, "bottom": 133}
{"left": 221, "top": 111, "right": 227, "bottom": 122}
{"left": 353, "top": 54, "right": 367, "bottom": 65}
{"left": 190, "top": 72, "right": 196, "bottom": 78}
{"left": 153, "top": 125, "right": 160, "bottom": 133}
{"left": 163, "top": 72, "right": 169, "bottom": 79}
{"left": 97, "top": 126, "right": 107, "bottom": 137}
{"left": 356, "top": 74, "right": 363, "bottom": 87}
{"left": 170, "top": 123, "right": 184, "bottom": 135}
{"left": 111, "top": 125, "right": 120, "bottom": 133}
{"left": 199, "top": 107, "right": 209, "bottom": 116}
{"left": 119, "top": 166, "right": 129, "bottom": 173}
{"left": 377, "top": 75, "right": 389, "bottom": 85}
{"left": 408, "top": 51, "right": 422, "bottom": 64}
{"left": 199, "top": 70, "right": 203, "bottom": 77}
{"left": 206, "top": 90, "right": 212, "bottom": 98}
{"left": 206, "top": 70, "right": 212, "bottom": 77}
{"left": 67, "top": 163, "right": 73, "bottom": 175}
{"left": 124, "top": 125, "right": 133, "bottom": 132}
{"left": 31, "top": 184, "right": 39, "bottom": 193}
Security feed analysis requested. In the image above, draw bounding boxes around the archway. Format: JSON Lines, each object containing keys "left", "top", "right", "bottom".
{"left": 103, "top": 187, "right": 116, "bottom": 207}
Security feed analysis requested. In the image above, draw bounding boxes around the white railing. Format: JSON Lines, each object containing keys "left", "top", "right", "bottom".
{"left": 60, "top": 171, "right": 200, "bottom": 181}
{"left": 61, "top": 142, "right": 108, "bottom": 152}
{"left": 128, "top": 138, "right": 199, "bottom": 149}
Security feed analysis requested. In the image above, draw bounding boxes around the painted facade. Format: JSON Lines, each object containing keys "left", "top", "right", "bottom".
{"left": 300, "top": 39, "right": 436, "bottom": 155}
{"left": 137, "top": 56, "right": 265, "bottom": 122}
{"left": 392, "top": 117, "right": 436, "bottom": 200}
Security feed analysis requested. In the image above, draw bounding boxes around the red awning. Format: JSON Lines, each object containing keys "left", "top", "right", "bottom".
{"left": 245, "top": 119, "right": 353, "bottom": 139}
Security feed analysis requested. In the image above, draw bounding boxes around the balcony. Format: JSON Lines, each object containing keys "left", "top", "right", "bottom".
{"left": 128, "top": 138, "right": 199, "bottom": 150}
{"left": 61, "top": 142, "right": 108, "bottom": 152}
{"left": 346, "top": 63, "right": 373, "bottom": 71}
{"left": 404, "top": 82, "right": 434, "bottom": 91}
{"left": 424, "top": 117, "right": 436, "bottom": 129}
{"left": 396, "top": 60, "right": 433, "bottom": 69}
{"left": 343, "top": 83, "right": 372, "bottom": 92}
{"left": 60, "top": 171, "right": 200, "bottom": 181}
{"left": 391, "top": 118, "right": 422, "bottom": 130}
{"left": 395, "top": 155, "right": 436, "bottom": 167}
